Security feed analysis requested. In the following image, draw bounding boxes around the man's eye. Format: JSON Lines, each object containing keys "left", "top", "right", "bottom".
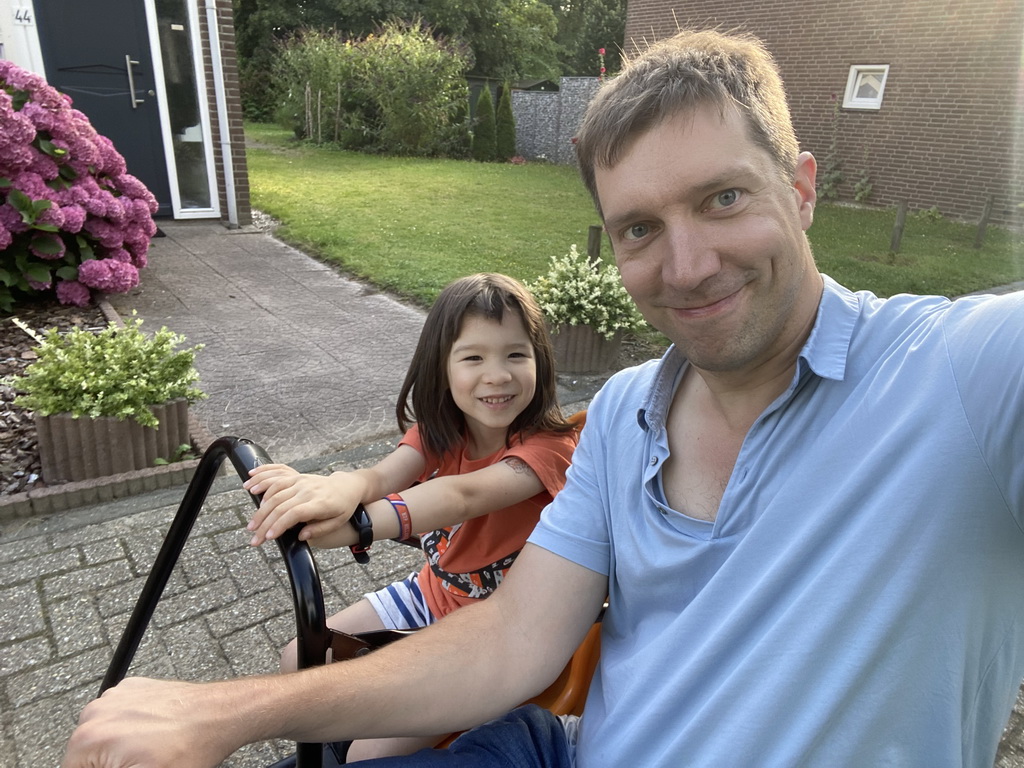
{"left": 623, "top": 223, "right": 650, "bottom": 241}
{"left": 710, "top": 189, "right": 740, "bottom": 209}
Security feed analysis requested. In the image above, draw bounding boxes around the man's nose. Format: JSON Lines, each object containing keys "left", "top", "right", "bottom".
{"left": 662, "top": 224, "right": 721, "bottom": 291}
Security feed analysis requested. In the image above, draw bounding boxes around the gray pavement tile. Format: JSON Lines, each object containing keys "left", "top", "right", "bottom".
{"left": 0, "top": 635, "right": 52, "bottom": 677}
{"left": 49, "top": 595, "right": 106, "bottom": 658}
{"left": 160, "top": 619, "right": 233, "bottom": 681}
{"left": 0, "top": 582, "right": 45, "bottom": 643}
{"left": 6, "top": 645, "right": 110, "bottom": 706}
{"left": 0, "top": 549, "right": 82, "bottom": 589}
{"left": 41, "top": 559, "right": 134, "bottom": 601}
{"left": 222, "top": 623, "right": 282, "bottom": 678}
{"left": 95, "top": 572, "right": 187, "bottom": 619}
{"left": 180, "top": 544, "right": 232, "bottom": 588}
{"left": 81, "top": 537, "right": 128, "bottom": 566}
{"left": 152, "top": 579, "right": 241, "bottom": 629}
{"left": 224, "top": 547, "right": 282, "bottom": 598}
{"left": 9, "top": 686, "right": 83, "bottom": 767}
{"left": 205, "top": 587, "right": 288, "bottom": 638}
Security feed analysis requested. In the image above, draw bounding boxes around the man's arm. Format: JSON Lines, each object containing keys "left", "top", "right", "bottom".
{"left": 63, "top": 544, "right": 608, "bottom": 767}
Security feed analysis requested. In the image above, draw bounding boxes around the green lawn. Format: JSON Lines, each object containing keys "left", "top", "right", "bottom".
{"left": 245, "top": 122, "right": 1023, "bottom": 306}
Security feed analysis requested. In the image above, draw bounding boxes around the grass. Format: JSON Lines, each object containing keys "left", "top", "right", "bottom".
{"left": 245, "top": 122, "right": 1023, "bottom": 307}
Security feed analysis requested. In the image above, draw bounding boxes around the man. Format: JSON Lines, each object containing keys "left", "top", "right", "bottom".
{"left": 64, "top": 29, "right": 1024, "bottom": 767}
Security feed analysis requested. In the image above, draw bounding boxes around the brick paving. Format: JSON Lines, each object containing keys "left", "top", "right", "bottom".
{"left": 0, "top": 440, "right": 425, "bottom": 767}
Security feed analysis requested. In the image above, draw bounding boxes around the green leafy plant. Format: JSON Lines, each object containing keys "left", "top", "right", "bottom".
{"left": 153, "top": 443, "right": 197, "bottom": 465}
{"left": 471, "top": 86, "right": 497, "bottom": 162}
{"left": 915, "top": 205, "right": 944, "bottom": 223}
{"left": 853, "top": 170, "right": 873, "bottom": 203}
{"left": 272, "top": 19, "right": 470, "bottom": 156}
{"left": 818, "top": 94, "right": 844, "bottom": 201}
{"left": 10, "top": 313, "right": 205, "bottom": 427}
{"left": 529, "top": 244, "right": 645, "bottom": 339}
{"left": 495, "top": 82, "right": 517, "bottom": 162}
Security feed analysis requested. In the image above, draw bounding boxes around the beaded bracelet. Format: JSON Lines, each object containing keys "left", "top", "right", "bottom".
{"left": 348, "top": 503, "right": 373, "bottom": 564}
{"left": 386, "top": 493, "right": 412, "bottom": 541}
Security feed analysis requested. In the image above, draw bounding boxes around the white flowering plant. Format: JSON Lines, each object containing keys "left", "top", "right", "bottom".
{"left": 10, "top": 313, "right": 205, "bottom": 427}
{"left": 529, "top": 244, "right": 645, "bottom": 340}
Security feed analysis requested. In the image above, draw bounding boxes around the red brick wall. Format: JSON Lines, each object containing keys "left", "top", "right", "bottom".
{"left": 624, "top": 0, "right": 1024, "bottom": 227}
{"left": 196, "top": 0, "right": 251, "bottom": 226}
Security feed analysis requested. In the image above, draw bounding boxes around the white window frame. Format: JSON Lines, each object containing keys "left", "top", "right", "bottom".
{"left": 842, "top": 64, "right": 890, "bottom": 111}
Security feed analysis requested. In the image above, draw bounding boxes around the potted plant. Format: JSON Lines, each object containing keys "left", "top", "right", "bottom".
{"left": 9, "top": 313, "right": 205, "bottom": 484}
{"left": 0, "top": 60, "right": 157, "bottom": 312}
{"left": 529, "top": 244, "right": 645, "bottom": 373}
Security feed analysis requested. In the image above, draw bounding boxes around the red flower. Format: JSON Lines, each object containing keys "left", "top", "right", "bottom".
{"left": 598, "top": 48, "right": 606, "bottom": 55}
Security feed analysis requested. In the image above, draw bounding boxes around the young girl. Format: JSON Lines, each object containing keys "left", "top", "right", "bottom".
{"left": 243, "top": 273, "right": 579, "bottom": 761}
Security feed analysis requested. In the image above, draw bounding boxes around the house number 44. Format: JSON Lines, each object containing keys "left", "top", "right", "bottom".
{"left": 14, "top": 6, "right": 34, "bottom": 25}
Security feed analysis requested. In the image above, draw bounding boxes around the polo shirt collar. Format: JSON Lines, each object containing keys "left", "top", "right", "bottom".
{"left": 637, "top": 275, "right": 860, "bottom": 432}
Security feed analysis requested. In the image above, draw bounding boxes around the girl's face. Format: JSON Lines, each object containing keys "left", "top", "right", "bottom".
{"left": 446, "top": 311, "right": 537, "bottom": 456}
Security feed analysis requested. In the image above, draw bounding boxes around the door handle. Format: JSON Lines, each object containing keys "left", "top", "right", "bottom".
{"left": 125, "top": 55, "right": 144, "bottom": 109}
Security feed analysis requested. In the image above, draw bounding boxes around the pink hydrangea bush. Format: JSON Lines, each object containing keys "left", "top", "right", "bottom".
{"left": 0, "top": 60, "right": 157, "bottom": 311}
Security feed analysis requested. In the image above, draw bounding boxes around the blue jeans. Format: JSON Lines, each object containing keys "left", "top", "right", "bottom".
{"left": 350, "top": 705, "right": 573, "bottom": 767}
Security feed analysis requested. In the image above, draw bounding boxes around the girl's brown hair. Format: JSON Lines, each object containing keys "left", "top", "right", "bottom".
{"left": 397, "top": 273, "right": 573, "bottom": 459}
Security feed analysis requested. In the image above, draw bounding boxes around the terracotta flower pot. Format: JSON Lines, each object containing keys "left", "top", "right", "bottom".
{"left": 34, "top": 398, "right": 190, "bottom": 484}
{"left": 550, "top": 324, "right": 622, "bottom": 374}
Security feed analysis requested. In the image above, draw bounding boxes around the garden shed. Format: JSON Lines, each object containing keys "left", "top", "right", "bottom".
{"left": 0, "top": 0, "right": 251, "bottom": 225}
{"left": 624, "top": 0, "right": 1023, "bottom": 226}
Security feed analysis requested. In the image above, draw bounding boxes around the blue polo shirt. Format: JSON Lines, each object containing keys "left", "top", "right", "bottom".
{"left": 530, "top": 277, "right": 1024, "bottom": 767}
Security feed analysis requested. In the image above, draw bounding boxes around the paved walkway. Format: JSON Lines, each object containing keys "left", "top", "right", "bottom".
{"left": 0, "top": 220, "right": 1020, "bottom": 766}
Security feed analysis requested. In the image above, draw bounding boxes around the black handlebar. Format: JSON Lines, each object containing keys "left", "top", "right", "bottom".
{"left": 99, "top": 436, "right": 330, "bottom": 768}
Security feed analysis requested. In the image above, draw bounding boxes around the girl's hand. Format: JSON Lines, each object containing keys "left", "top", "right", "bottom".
{"left": 244, "top": 465, "right": 363, "bottom": 546}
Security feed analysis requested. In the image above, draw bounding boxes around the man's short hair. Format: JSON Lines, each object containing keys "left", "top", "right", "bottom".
{"left": 575, "top": 29, "right": 800, "bottom": 215}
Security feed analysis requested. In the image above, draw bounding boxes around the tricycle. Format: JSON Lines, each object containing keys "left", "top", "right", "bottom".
{"left": 100, "top": 437, "right": 600, "bottom": 767}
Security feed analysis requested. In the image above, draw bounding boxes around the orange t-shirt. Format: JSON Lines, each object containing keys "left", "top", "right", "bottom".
{"left": 399, "top": 425, "right": 577, "bottom": 619}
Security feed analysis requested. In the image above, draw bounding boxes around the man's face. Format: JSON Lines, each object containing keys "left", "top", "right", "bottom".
{"left": 596, "top": 105, "right": 820, "bottom": 376}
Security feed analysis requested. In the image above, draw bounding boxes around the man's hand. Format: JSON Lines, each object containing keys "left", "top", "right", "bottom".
{"left": 61, "top": 678, "right": 237, "bottom": 768}
{"left": 244, "top": 465, "right": 364, "bottom": 546}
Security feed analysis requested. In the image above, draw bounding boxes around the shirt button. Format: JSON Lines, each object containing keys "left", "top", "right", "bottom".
{"left": 650, "top": 456, "right": 659, "bottom": 466}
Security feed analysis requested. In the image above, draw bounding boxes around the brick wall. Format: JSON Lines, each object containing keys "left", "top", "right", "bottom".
{"left": 196, "top": 0, "right": 251, "bottom": 227}
{"left": 624, "top": 0, "right": 1024, "bottom": 227}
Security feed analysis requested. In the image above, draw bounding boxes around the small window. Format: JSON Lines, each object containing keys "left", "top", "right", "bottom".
{"left": 842, "top": 65, "right": 889, "bottom": 110}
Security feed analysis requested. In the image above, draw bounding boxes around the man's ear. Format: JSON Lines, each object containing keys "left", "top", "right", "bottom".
{"left": 794, "top": 152, "right": 817, "bottom": 231}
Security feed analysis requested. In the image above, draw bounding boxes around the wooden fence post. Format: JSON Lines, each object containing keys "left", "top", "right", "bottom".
{"left": 890, "top": 199, "right": 909, "bottom": 253}
{"left": 974, "top": 195, "right": 994, "bottom": 249}
{"left": 587, "top": 225, "right": 603, "bottom": 261}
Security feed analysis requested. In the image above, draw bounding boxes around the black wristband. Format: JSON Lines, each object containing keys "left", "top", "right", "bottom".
{"left": 348, "top": 503, "right": 373, "bottom": 564}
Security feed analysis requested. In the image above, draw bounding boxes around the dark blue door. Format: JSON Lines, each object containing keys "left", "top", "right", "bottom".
{"left": 33, "top": 0, "right": 173, "bottom": 216}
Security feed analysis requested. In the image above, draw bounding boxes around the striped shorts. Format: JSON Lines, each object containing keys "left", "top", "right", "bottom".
{"left": 364, "top": 571, "right": 437, "bottom": 630}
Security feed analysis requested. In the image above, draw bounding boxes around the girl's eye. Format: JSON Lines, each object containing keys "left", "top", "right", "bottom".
{"left": 708, "top": 189, "right": 740, "bottom": 209}
{"left": 622, "top": 223, "right": 650, "bottom": 241}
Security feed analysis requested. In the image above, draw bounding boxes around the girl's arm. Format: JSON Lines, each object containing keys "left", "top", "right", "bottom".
{"left": 243, "top": 444, "right": 425, "bottom": 546}
{"left": 304, "top": 455, "right": 547, "bottom": 549}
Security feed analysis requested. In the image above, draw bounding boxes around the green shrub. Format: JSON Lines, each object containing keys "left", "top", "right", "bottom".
{"left": 472, "top": 87, "right": 497, "bottom": 162}
{"left": 10, "top": 314, "right": 205, "bottom": 427}
{"left": 495, "top": 82, "right": 517, "bottom": 161}
{"left": 271, "top": 20, "right": 469, "bottom": 156}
